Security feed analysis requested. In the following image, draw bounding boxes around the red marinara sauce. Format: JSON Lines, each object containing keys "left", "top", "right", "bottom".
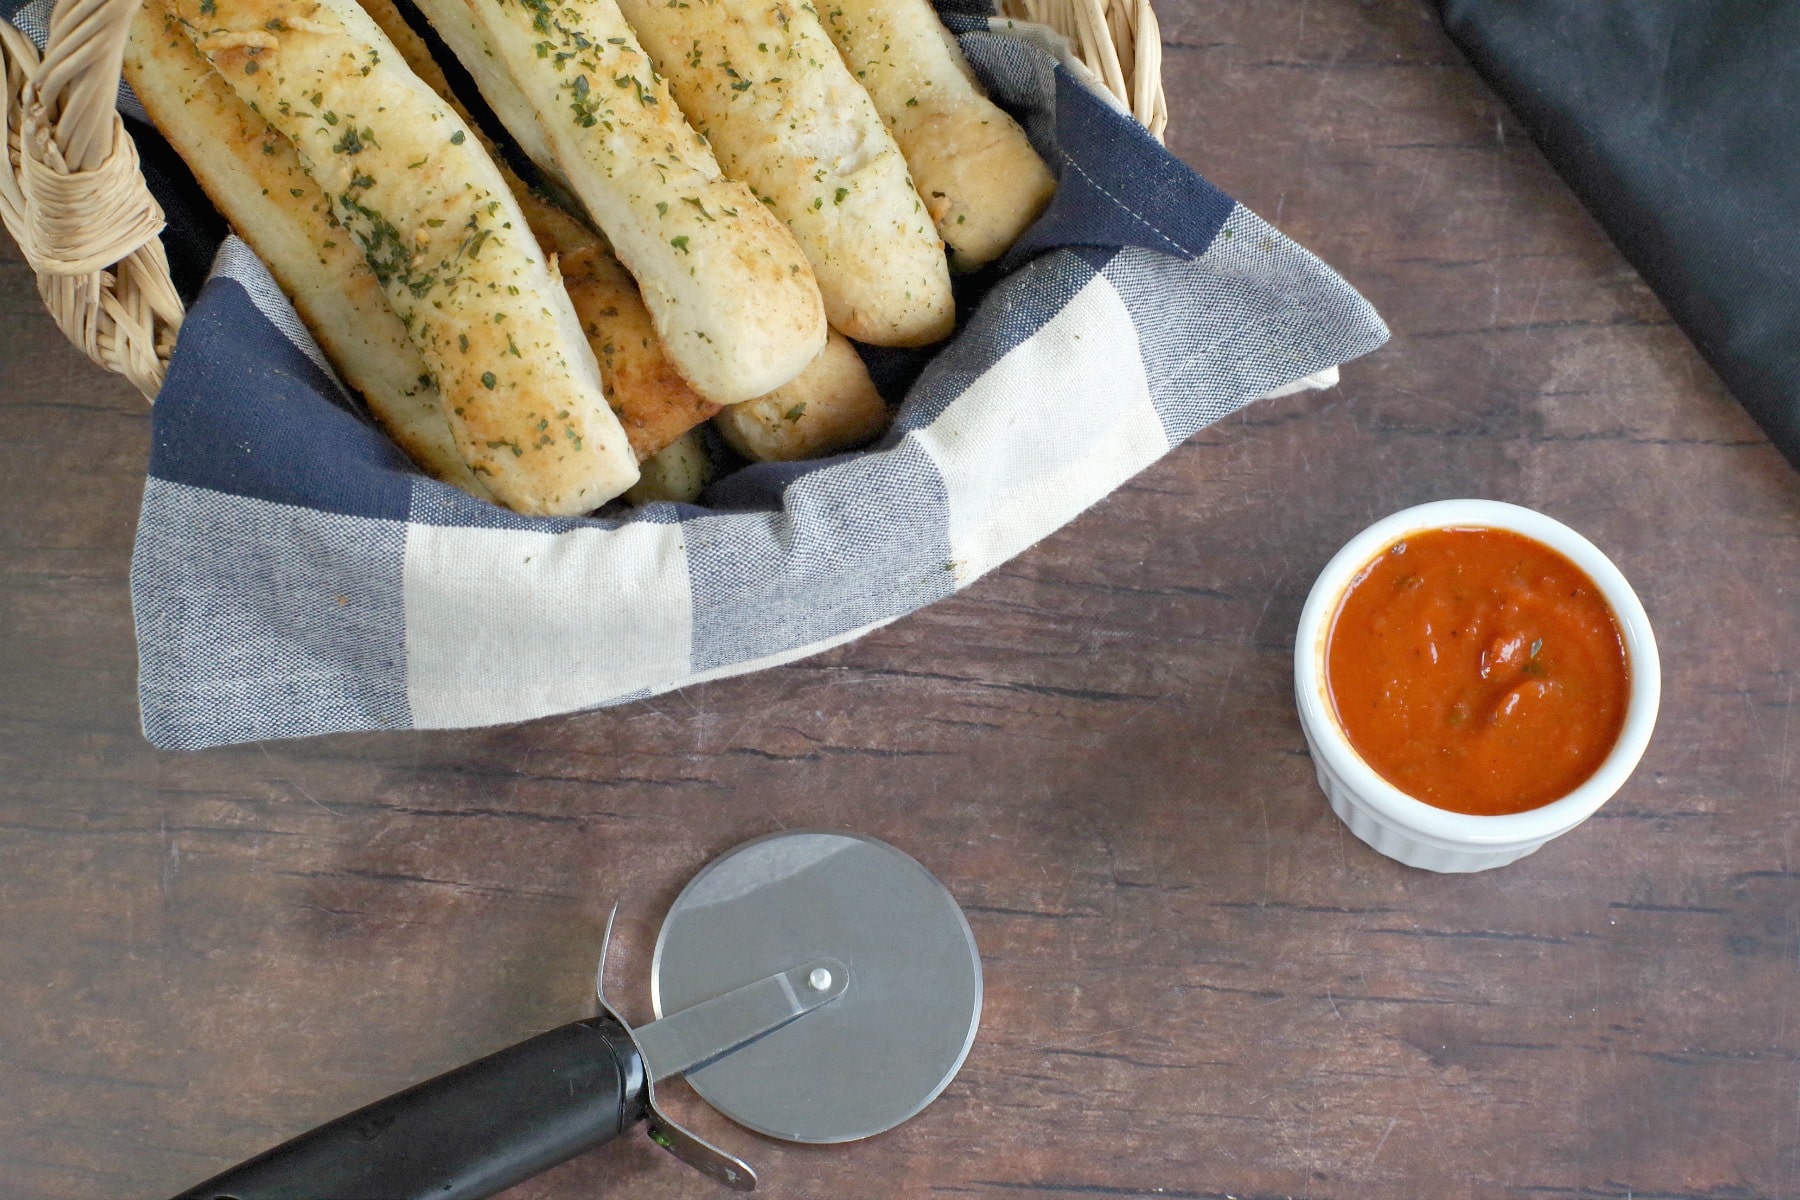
{"left": 1325, "top": 526, "right": 1630, "bottom": 816}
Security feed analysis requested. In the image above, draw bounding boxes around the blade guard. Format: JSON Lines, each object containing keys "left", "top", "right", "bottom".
{"left": 595, "top": 907, "right": 759, "bottom": 1192}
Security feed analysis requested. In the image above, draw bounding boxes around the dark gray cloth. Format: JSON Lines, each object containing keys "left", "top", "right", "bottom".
{"left": 1439, "top": 0, "right": 1800, "bottom": 472}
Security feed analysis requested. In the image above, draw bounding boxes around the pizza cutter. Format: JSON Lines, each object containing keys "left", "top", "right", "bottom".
{"left": 167, "top": 831, "right": 982, "bottom": 1199}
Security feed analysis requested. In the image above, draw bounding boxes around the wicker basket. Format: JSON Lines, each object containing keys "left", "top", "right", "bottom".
{"left": 0, "top": 0, "right": 1165, "bottom": 402}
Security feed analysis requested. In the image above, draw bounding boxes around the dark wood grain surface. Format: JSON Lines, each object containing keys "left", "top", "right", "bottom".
{"left": 3, "top": 1, "right": 1797, "bottom": 1198}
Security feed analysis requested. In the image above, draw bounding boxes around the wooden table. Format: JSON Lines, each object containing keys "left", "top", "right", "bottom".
{"left": 4, "top": 1, "right": 1797, "bottom": 1197}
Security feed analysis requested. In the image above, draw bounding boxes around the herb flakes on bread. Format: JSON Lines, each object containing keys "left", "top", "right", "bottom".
{"left": 617, "top": 0, "right": 955, "bottom": 347}
{"left": 166, "top": 0, "right": 637, "bottom": 515}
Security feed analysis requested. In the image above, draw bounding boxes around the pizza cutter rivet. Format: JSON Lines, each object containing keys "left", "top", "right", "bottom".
{"left": 807, "top": 967, "right": 833, "bottom": 992}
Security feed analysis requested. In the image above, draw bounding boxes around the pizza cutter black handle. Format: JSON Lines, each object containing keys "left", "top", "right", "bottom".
{"left": 165, "top": 1016, "right": 648, "bottom": 1200}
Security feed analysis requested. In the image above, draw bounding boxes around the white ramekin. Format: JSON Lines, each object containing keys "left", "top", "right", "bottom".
{"left": 1293, "top": 500, "right": 1661, "bottom": 873}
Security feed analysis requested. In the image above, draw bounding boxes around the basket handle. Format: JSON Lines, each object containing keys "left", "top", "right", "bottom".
{"left": 0, "top": 0, "right": 182, "bottom": 399}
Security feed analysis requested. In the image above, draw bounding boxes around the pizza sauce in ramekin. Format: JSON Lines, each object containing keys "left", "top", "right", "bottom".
{"left": 1325, "top": 526, "right": 1631, "bottom": 817}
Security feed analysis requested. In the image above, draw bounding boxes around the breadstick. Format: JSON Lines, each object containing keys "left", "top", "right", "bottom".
{"left": 392, "top": 0, "right": 561, "bottom": 177}
{"left": 712, "top": 331, "right": 888, "bottom": 461}
{"left": 165, "top": 0, "right": 636, "bottom": 515}
{"left": 819, "top": 0, "right": 1055, "bottom": 269}
{"left": 125, "top": 0, "right": 491, "bottom": 499}
{"left": 358, "top": 0, "right": 722, "bottom": 460}
{"left": 625, "top": 429, "right": 714, "bottom": 504}
{"left": 427, "top": 0, "right": 826, "bottom": 404}
{"left": 616, "top": 0, "right": 954, "bottom": 347}
{"left": 507, "top": 193, "right": 725, "bottom": 462}
{"left": 555, "top": 243, "right": 723, "bottom": 460}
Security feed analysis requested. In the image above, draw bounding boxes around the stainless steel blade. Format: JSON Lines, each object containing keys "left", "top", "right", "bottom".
{"left": 652, "top": 831, "right": 982, "bottom": 1145}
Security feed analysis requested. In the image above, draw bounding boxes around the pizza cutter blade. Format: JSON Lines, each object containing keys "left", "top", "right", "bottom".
{"left": 652, "top": 830, "right": 983, "bottom": 1145}
{"left": 164, "top": 830, "right": 981, "bottom": 1200}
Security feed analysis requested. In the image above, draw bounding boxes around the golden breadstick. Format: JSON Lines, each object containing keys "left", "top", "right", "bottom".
{"left": 125, "top": 0, "right": 491, "bottom": 498}
{"left": 820, "top": 0, "right": 1055, "bottom": 269}
{"left": 399, "top": 0, "right": 562, "bottom": 176}
{"left": 713, "top": 331, "right": 888, "bottom": 461}
{"left": 625, "top": 429, "right": 714, "bottom": 504}
{"left": 357, "top": 0, "right": 722, "bottom": 460}
{"left": 166, "top": 0, "right": 637, "bottom": 514}
{"left": 424, "top": 0, "right": 827, "bottom": 404}
{"left": 616, "top": 0, "right": 955, "bottom": 346}
{"left": 556, "top": 243, "right": 724, "bottom": 462}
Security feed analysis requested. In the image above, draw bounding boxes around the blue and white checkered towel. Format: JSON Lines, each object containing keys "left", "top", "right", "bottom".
{"left": 17, "top": 0, "right": 1386, "bottom": 748}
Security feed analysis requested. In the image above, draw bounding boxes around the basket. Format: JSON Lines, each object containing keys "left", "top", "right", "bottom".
{"left": 0, "top": 0, "right": 1166, "bottom": 400}
{"left": 6, "top": 0, "right": 1385, "bottom": 751}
